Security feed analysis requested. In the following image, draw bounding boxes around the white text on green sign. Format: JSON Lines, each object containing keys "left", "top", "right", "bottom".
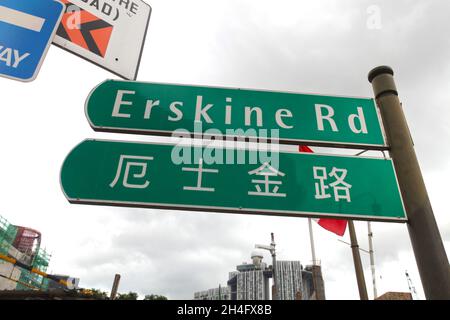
{"left": 61, "top": 140, "right": 405, "bottom": 221}
{"left": 86, "top": 81, "right": 387, "bottom": 149}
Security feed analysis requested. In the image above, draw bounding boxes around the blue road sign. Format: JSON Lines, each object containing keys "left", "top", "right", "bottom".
{"left": 0, "top": 0, "right": 64, "bottom": 82}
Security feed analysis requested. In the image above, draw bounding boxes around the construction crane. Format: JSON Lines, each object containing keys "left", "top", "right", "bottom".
{"left": 405, "top": 270, "right": 419, "bottom": 300}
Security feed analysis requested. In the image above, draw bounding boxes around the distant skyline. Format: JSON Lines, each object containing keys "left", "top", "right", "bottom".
{"left": 1, "top": 0, "right": 449, "bottom": 299}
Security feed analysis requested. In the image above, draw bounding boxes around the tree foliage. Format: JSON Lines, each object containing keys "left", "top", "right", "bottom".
{"left": 81, "top": 288, "right": 109, "bottom": 300}
{"left": 144, "top": 294, "right": 168, "bottom": 300}
{"left": 117, "top": 291, "right": 139, "bottom": 300}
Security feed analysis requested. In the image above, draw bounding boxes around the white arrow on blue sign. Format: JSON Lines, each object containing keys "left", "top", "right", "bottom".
{"left": 0, "top": 0, "right": 64, "bottom": 82}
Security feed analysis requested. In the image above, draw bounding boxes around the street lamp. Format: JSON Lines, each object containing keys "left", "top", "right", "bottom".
{"left": 255, "top": 233, "right": 278, "bottom": 300}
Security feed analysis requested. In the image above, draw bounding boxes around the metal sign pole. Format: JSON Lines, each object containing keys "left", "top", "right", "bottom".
{"left": 348, "top": 221, "right": 369, "bottom": 300}
{"left": 271, "top": 233, "right": 278, "bottom": 300}
{"left": 308, "top": 218, "right": 317, "bottom": 265}
{"left": 367, "top": 222, "right": 378, "bottom": 299}
{"left": 368, "top": 66, "right": 450, "bottom": 299}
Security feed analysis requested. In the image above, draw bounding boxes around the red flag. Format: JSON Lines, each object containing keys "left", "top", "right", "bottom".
{"left": 299, "top": 145, "right": 348, "bottom": 236}
{"left": 299, "top": 145, "right": 314, "bottom": 153}
{"left": 315, "top": 218, "right": 347, "bottom": 237}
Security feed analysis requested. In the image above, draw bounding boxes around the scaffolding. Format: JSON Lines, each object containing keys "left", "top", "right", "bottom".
{"left": 0, "top": 214, "right": 51, "bottom": 291}
{"left": 0, "top": 215, "right": 17, "bottom": 256}
{"left": 17, "top": 246, "right": 52, "bottom": 291}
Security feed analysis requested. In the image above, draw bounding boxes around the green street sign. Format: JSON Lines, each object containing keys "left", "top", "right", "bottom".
{"left": 60, "top": 139, "right": 406, "bottom": 222}
{"left": 85, "top": 80, "right": 387, "bottom": 149}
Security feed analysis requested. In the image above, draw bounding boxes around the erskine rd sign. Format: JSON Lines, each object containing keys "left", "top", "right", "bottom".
{"left": 85, "top": 80, "right": 388, "bottom": 149}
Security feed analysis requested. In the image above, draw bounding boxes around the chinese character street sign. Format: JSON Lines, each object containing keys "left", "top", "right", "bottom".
{"left": 0, "top": 0, "right": 64, "bottom": 81}
{"left": 85, "top": 80, "right": 387, "bottom": 149}
{"left": 53, "top": 0, "right": 151, "bottom": 80}
{"left": 60, "top": 139, "right": 406, "bottom": 222}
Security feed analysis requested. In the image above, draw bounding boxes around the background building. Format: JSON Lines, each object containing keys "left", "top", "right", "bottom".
{"left": 375, "top": 292, "right": 413, "bottom": 300}
{"left": 276, "top": 261, "right": 303, "bottom": 300}
{"left": 232, "top": 269, "right": 268, "bottom": 300}
{"left": 305, "top": 264, "right": 326, "bottom": 300}
{"left": 228, "top": 251, "right": 272, "bottom": 300}
{"left": 194, "top": 251, "right": 326, "bottom": 300}
{"left": 0, "top": 214, "right": 51, "bottom": 291}
{"left": 47, "top": 275, "right": 80, "bottom": 291}
{"left": 194, "top": 286, "right": 231, "bottom": 300}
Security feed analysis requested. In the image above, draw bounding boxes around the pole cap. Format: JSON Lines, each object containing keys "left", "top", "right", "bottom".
{"left": 368, "top": 66, "right": 394, "bottom": 83}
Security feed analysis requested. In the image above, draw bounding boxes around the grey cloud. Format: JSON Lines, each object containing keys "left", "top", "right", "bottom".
{"left": 203, "top": 0, "right": 450, "bottom": 170}
{"left": 63, "top": 210, "right": 254, "bottom": 298}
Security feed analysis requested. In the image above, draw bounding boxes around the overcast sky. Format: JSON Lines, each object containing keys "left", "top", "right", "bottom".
{"left": 1, "top": 0, "right": 450, "bottom": 300}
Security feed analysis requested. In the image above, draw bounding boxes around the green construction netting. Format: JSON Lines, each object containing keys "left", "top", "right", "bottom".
{"left": 0, "top": 214, "right": 51, "bottom": 291}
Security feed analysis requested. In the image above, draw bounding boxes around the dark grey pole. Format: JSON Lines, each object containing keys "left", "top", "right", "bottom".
{"left": 367, "top": 222, "right": 378, "bottom": 299}
{"left": 271, "top": 232, "right": 278, "bottom": 300}
{"left": 369, "top": 66, "right": 450, "bottom": 300}
{"left": 348, "top": 221, "right": 369, "bottom": 300}
{"left": 110, "top": 274, "right": 121, "bottom": 300}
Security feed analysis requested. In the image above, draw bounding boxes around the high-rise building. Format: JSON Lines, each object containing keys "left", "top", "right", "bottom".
{"left": 227, "top": 252, "right": 272, "bottom": 301}
{"left": 193, "top": 251, "right": 326, "bottom": 300}
{"left": 235, "top": 269, "right": 266, "bottom": 300}
{"left": 275, "top": 261, "right": 304, "bottom": 300}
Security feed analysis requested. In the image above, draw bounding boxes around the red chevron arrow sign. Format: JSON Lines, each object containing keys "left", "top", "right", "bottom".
{"left": 53, "top": 0, "right": 151, "bottom": 80}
